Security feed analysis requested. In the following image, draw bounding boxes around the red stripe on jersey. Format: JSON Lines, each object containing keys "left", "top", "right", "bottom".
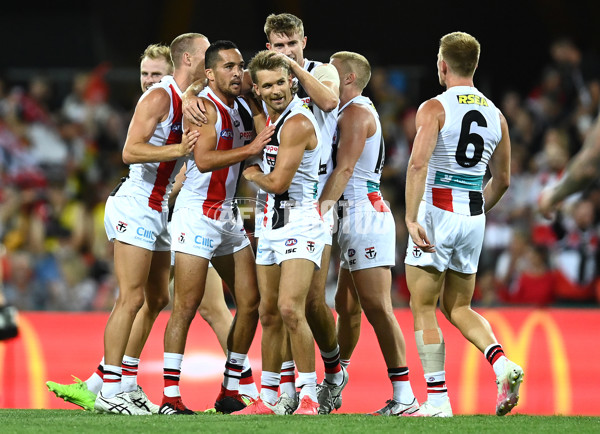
{"left": 203, "top": 94, "right": 234, "bottom": 219}
{"left": 148, "top": 84, "right": 183, "bottom": 212}
{"left": 432, "top": 187, "right": 453, "bottom": 212}
{"left": 367, "top": 191, "right": 390, "bottom": 212}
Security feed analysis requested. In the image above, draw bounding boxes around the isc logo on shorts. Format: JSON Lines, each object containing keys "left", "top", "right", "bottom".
{"left": 221, "top": 129, "right": 234, "bottom": 139}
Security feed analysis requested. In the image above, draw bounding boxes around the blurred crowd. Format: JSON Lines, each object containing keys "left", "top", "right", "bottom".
{"left": 1, "top": 38, "right": 600, "bottom": 311}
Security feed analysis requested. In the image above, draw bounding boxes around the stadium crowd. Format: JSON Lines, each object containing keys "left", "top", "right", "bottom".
{"left": 1, "top": 37, "right": 600, "bottom": 312}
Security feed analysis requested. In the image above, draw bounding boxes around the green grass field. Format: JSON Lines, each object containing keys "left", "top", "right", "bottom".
{"left": 1, "top": 410, "right": 599, "bottom": 434}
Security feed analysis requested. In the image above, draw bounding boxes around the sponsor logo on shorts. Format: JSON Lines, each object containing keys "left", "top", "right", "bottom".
{"left": 136, "top": 227, "right": 155, "bottom": 241}
{"left": 195, "top": 235, "right": 214, "bottom": 249}
{"left": 307, "top": 241, "right": 315, "bottom": 253}
{"left": 349, "top": 259, "right": 356, "bottom": 265}
{"left": 412, "top": 246, "right": 422, "bottom": 258}
{"left": 348, "top": 248, "right": 355, "bottom": 257}
{"left": 285, "top": 238, "right": 298, "bottom": 247}
{"left": 178, "top": 233, "right": 185, "bottom": 243}
{"left": 285, "top": 248, "right": 297, "bottom": 254}
{"left": 116, "top": 221, "right": 128, "bottom": 233}
{"left": 365, "top": 246, "right": 377, "bottom": 259}
{"left": 220, "top": 129, "right": 234, "bottom": 139}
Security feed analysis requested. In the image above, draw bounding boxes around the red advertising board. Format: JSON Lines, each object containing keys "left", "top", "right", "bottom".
{"left": 1, "top": 308, "right": 598, "bottom": 415}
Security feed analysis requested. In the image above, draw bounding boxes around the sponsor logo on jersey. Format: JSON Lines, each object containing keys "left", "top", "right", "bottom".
{"left": 456, "top": 94, "right": 489, "bottom": 106}
{"left": 220, "top": 129, "right": 234, "bottom": 139}
{"left": 307, "top": 241, "right": 315, "bottom": 253}
{"left": 285, "top": 238, "right": 298, "bottom": 247}
{"left": 365, "top": 246, "right": 377, "bottom": 259}
{"left": 136, "top": 227, "right": 155, "bottom": 241}
{"left": 116, "top": 221, "right": 128, "bottom": 233}
{"left": 266, "top": 154, "right": 276, "bottom": 167}
{"left": 412, "top": 246, "right": 422, "bottom": 258}
{"left": 240, "top": 131, "right": 253, "bottom": 141}
{"left": 171, "top": 122, "right": 182, "bottom": 133}
{"left": 348, "top": 248, "right": 356, "bottom": 257}
{"left": 265, "top": 145, "right": 279, "bottom": 153}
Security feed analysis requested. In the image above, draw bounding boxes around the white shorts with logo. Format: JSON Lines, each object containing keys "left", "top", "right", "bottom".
{"left": 404, "top": 201, "right": 485, "bottom": 274}
{"left": 104, "top": 195, "right": 170, "bottom": 251}
{"left": 171, "top": 207, "right": 250, "bottom": 260}
{"left": 338, "top": 210, "right": 395, "bottom": 271}
{"left": 256, "top": 217, "right": 326, "bottom": 268}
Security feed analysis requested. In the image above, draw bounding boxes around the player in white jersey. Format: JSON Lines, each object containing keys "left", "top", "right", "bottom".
{"left": 262, "top": 13, "right": 347, "bottom": 414}
{"left": 403, "top": 32, "right": 522, "bottom": 418}
{"left": 233, "top": 50, "right": 324, "bottom": 416}
{"left": 161, "top": 41, "right": 274, "bottom": 415}
{"left": 46, "top": 43, "right": 180, "bottom": 414}
{"left": 86, "top": 34, "right": 209, "bottom": 415}
{"left": 315, "top": 51, "right": 418, "bottom": 416}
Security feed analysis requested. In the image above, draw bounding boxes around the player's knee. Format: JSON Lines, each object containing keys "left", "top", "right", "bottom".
{"left": 115, "top": 290, "right": 145, "bottom": 314}
{"left": 278, "top": 302, "right": 302, "bottom": 330}
{"left": 146, "top": 292, "right": 170, "bottom": 314}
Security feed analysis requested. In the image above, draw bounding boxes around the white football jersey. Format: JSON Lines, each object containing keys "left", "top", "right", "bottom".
{"left": 117, "top": 75, "right": 186, "bottom": 212}
{"left": 425, "top": 86, "right": 502, "bottom": 216}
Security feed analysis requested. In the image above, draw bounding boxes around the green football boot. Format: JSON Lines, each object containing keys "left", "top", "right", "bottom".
{"left": 46, "top": 376, "right": 97, "bottom": 411}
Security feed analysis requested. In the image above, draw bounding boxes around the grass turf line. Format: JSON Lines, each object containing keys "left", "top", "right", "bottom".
{"left": 0, "top": 410, "right": 599, "bottom": 434}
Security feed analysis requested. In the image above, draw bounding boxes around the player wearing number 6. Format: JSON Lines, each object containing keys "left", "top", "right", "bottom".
{"left": 403, "top": 32, "right": 523, "bottom": 417}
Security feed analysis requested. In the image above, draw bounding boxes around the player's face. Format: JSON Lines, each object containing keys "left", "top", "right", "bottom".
{"left": 189, "top": 37, "right": 211, "bottom": 81}
{"left": 253, "top": 67, "right": 293, "bottom": 114}
{"left": 209, "top": 49, "right": 245, "bottom": 99}
{"left": 266, "top": 31, "right": 306, "bottom": 65}
{"left": 140, "top": 57, "right": 172, "bottom": 92}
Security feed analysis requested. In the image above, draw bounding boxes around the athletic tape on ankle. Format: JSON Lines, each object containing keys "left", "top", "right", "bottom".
{"left": 415, "top": 329, "right": 445, "bottom": 373}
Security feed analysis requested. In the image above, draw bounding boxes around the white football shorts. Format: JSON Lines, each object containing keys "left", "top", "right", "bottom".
{"left": 338, "top": 210, "right": 395, "bottom": 271}
{"left": 171, "top": 207, "right": 250, "bottom": 260}
{"left": 404, "top": 201, "right": 485, "bottom": 274}
{"left": 256, "top": 217, "right": 326, "bottom": 268}
{"left": 104, "top": 195, "right": 170, "bottom": 251}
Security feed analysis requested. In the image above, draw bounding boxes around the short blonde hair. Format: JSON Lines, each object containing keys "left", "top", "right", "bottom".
{"left": 439, "top": 31, "right": 480, "bottom": 77}
{"left": 264, "top": 13, "right": 304, "bottom": 41}
{"left": 140, "top": 44, "right": 173, "bottom": 74}
{"left": 330, "top": 51, "right": 371, "bottom": 90}
{"left": 170, "top": 33, "right": 208, "bottom": 67}
{"left": 248, "top": 50, "right": 292, "bottom": 85}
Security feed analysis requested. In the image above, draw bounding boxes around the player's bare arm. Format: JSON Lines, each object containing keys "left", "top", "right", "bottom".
{"left": 182, "top": 78, "right": 208, "bottom": 126}
{"left": 539, "top": 115, "right": 600, "bottom": 216}
{"left": 192, "top": 98, "right": 274, "bottom": 173}
{"left": 122, "top": 88, "right": 199, "bottom": 164}
{"left": 244, "top": 115, "right": 315, "bottom": 194}
{"left": 405, "top": 99, "right": 444, "bottom": 253}
{"left": 319, "top": 104, "right": 372, "bottom": 214}
{"left": 483, "top": 113, "right": 511, "bottom": 213}
{"left": 274, "top": 54, "right": 339, "bottom": 112}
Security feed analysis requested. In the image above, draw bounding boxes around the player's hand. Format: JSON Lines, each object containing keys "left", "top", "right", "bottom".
{"left": 246, "top": 124, "right": 275, "bottom": 156}
{"left": 178, "top": 128, "right": 200, "bottom": 156}
{"left": 538, "top": 187, "right": 557, "bottom": 220}
{"left": 242, "top": 164, "right": 261, "bottom": 182}
{"left": 406, "top": 221, "right": 436, "bottom": 253}
{"left": 183, "top": 94, "right": 208, "bottom": 127}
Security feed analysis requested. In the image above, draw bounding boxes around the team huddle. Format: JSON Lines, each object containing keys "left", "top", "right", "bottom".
{"left": 46, "top": 13, "right": 524, "bottom": 418}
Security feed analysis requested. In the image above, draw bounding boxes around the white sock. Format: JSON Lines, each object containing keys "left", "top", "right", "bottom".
{"left": 296, "top": 371, "right": 317, "bottom": 402}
